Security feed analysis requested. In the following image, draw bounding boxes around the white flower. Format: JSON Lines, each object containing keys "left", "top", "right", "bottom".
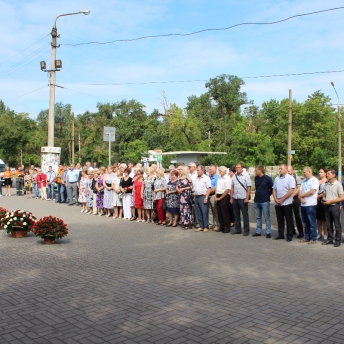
{"left": 4, "top": 225, "right": 7, "bottom": 229}
{"left": 13, "top": 217, "right": 17, "bottom": 220}
{"left": 23, "top": 222, "right": 27, "bottom": 226}
{"left": 23, "top": 215, "right": 26, "bottom": 218}
{"left": 20, "top": 218, "right": 23, "bottom": 220}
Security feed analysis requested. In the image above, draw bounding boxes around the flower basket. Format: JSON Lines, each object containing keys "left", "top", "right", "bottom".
{"left": 31, "top": 216, "right": 68, "bottom": 243}
{"left": 0, "top": 207, "right": 8, "bottom": 229}
{"left": 1, "top": 210, "right": 36, "bottom": 236}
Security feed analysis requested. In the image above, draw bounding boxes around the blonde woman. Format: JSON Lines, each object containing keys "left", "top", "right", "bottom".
{"left": 154, "top": 168, "right": 167, "bottom": 225}
{"left": 78, "top": 169, "right": 88, "bottom": 213}
{"left": 176, "top": 166, "right": 193, "bottom": 230}
{"left": 142, "top": 167, "right": 155, "bottom": 223}
{"left": 112, "top": 170, "right": 123, "bottom": 219}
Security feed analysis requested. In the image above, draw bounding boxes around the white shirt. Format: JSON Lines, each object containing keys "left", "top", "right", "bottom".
{"left": 193, "top": 174, "right": 211, "bottom": 196}
{"left": 190, "top": 171, "right": 197, "bottom": 191}
{"left": 216, "top": 175, "right": 231, "bottom": 194}
{"left": 300, "top": 176, "right": 319, "bottom": 207}
{"left": 273, "top": 173, "right": 296, "bottom": 206}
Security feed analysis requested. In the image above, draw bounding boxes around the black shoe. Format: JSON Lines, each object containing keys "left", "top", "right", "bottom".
{"left": 68, "top": 204, "right": 73, "bottom": 206}
{"left": 215, "top": 229, "right": 223, "bottom": 232}
{"left": 266, "top": 234, "right": 271, "bottom": 239}
{"left": 252, "top": 233, "right": 261, "bottom": 237}
{"left": 231, "top": 231, "right": 242, "bottom": 235}
{"left": 286, "top": 238, "right": 292, "bottom": 242}
{"left": 243, "top": 232, "right": 249, "bottom": 236}
{"left": 322, "top": 241, "right": 334, "bottom": 245}
{"left": 334, "top": 242, "right": 341, "bottom": 247}
{"left": 75, "top": 203, "right": 80, "bottom": 206}
{"left": 222, "top": 231, "right": 229, "bottom": 234}
{"left": 274, "top": 236, "right": 285, "bottom": 240}
{"left": 297, "top": 234, "right": 304, "bottom": 239}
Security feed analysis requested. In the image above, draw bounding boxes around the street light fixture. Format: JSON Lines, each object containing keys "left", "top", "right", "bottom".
{"left": 41, "top": 10, "right": 90, "bottom": 148}
{"left": 331, "top": 82, "right": 342, "bottom": 182}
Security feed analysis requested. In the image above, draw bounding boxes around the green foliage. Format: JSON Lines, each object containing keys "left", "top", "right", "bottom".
{"left": 0, "top": 75, "right": 341, "bottom": 171}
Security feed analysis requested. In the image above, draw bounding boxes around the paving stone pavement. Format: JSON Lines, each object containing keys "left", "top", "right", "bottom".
{"left": 1, "top": 195, "right": 344, "bottom": 344}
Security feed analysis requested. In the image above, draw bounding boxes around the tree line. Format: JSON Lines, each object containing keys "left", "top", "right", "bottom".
{"left": 0, "top": 74, "right": 340, "bottom": 171}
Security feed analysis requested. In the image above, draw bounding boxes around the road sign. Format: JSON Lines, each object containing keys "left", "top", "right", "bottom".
{"left": 103, "top": 127, "right": 116, "bottom": 142}
{"left": 289, "top": 150, "right": 295, "bottom": 155}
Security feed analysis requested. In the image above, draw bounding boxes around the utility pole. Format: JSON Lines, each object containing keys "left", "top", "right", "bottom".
{"left": 78, "top": 132, "right": 81, "bottom": 163}
{"left": 206, "top": 131, "right": 211, "bottom": 149}
{"left": 71, "top": 120, "right": 75, "bottom": 164}
{"left": 287, "top": 89, "right": 292, "bottom": 166}
{"left": 331, "top": 82, "right": 341, "bottom": 182}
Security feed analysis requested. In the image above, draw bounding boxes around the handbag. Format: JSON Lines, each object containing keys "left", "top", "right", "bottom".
{"left": 162, "top": 201, "right": 167, "bottom": 210}
{"left": 235, "top": 174, "right": 251, "bottom": 200}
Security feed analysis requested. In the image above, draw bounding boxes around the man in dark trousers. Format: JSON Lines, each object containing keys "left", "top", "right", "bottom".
{"left": 322, "top": 169, "right": 344, "bottom": 247}
{"left": 273, "top": 164, "right": 295, "bottom": 242}
{"left": 252, "top": 165, "right": 273, "bottom": 238}
{"left": 288, "top": 165, "right": 304, "bottom": 238}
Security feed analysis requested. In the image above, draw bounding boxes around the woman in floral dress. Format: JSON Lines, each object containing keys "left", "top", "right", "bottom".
{"left": 103, "top": 166, "right": 115, "bottom": 217}
{"left": 166, "top": 169, "right": 180, "bottom": 227}
{"left": 86, "top": 171, "right": 94, "bottom": 213}
{"left": 78, "top": 169, "right": 88, "bottom": 213}
{"left": 177, "top": 166, "right": 193, "bottom": 230}
{"left": 96, "top": 167, "right": 105, "bottom": 216}
{"left": 142, "top": 167, "right": 155, "bottom": 223}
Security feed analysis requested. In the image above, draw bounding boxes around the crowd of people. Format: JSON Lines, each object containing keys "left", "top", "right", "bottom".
{"left": 1, "top": 161, "right": 343, "bottom": 247}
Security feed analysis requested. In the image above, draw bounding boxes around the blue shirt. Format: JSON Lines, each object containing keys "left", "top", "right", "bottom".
{"left": 66, "top": 169, "right": 80, "bottom": 183}
{"left": 209, "top": 173, "right": 220, "bottom": 188}
{"left": 254, "top": 175, "right": 273, "bottom": 203}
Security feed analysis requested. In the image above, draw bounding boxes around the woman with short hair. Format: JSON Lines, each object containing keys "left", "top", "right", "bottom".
{"left": 142, "top": 167, "right": 155, "bottom": 223}
{"left": 133, "top": 169, "right": 144, "bottom": 222}
{"left": 154, "top": 168, "right": 167, "bottom": 225}
{"left": 96, "top": 167, "right": 106, "bottom": 216}
{"left": 166, "top": 170, "right": 180, "bottom": 227}
{"left": 104, "top": 165, "right": 115, "bottom": 217}
{"left": 112, "top": 170, "right": 123, "bottom": 219}
{"left": 119, "top": 168, "right": 133, "bottom": 220}
{"left": 79, "top": 169, "right": 88, "bottom": 213}
{"left": 177, "top": 166, "right": 193, "bottom": 230}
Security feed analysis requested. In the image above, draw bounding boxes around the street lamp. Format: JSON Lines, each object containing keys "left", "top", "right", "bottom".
{"left": 42, "top": 10, "right": 90, "bottom": 147}
{"left": 331, "top": 82, "right": 342, "bottom": 182}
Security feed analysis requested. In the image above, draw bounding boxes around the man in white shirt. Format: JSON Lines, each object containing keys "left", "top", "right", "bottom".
{"left": 210, "top": 166, "right": 231, "bottom": 233}
{"left": 46, "top": 166, "right": 56, "bottom": 200}
{"left": 273, "top": 164, "right": 295, "bottom": 242}
{"left": 299, "top": 167, "right": 319, "bottom": 244}
{"left": 194, "top": 165, "right": 211, "bottom": 232}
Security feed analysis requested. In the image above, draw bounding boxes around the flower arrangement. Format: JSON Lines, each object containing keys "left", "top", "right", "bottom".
{"left": 0, "top": 207, "right": 8, "bottom": 226}
{"left": 1, "top": 210, "right": 36, "bottom": 233}
{"left": 31, "top": 216, "right": 68, "bottom": 240}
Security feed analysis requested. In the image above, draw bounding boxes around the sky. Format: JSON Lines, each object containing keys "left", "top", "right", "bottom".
{"left": 0, "top": 0, "right": 343, "bottom": 118}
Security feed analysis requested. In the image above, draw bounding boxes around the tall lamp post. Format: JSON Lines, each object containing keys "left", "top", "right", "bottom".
{"left": 331, "top": 82, "right": 342, "bottom": 182}
{"left": 41, "top": 10, "right": 90, "bottom": 147}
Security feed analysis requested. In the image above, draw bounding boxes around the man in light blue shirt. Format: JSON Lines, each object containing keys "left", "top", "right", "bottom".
{"left": 66, "top": 164, "right": 79, "bottom": 206}
{"left": 273, "top": 164, "right": 295, "bottom": 242}
{"left": 208, "top": 165, "right": 220, "bottom": 230}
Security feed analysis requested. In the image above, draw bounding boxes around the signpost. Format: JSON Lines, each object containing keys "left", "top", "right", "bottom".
{"left": 103, "top": 127, "right": 116, "bottom": 165}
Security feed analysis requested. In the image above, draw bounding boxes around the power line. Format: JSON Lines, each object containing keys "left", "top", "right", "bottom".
{"left": 0, "top": 43, "right": 50, "bottom": 78}
{"left": 0, "top": 34, "right": 50, "bottom": 66}
{"left": 61, "top": 6, "right": 344, "bottom": 46}
{"left": 5, "top": 85, "right": 48, "bottom": 102}
{"left": 74, "top": 69, "right": 344, "bottom": 86}
{"left": 53, "top": 84, "right": 109, "bottom": 101}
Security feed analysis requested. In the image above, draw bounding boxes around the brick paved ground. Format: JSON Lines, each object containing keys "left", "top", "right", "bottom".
{"left": 1, "top": 195, "right": 344, "bottom": 344}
